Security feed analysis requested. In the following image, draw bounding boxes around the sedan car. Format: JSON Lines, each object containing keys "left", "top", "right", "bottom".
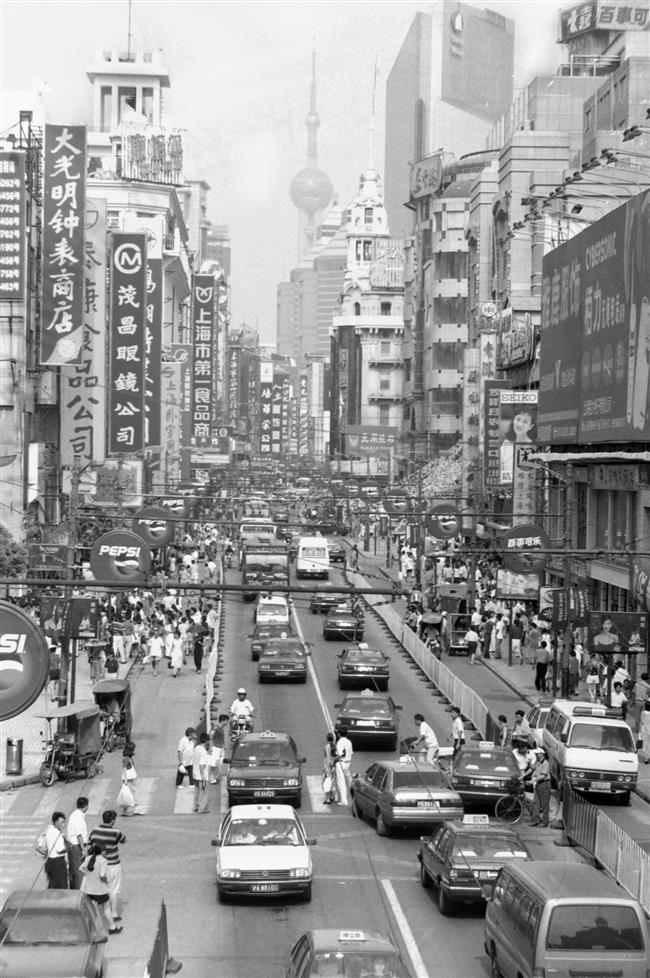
{"left": 258, "top": 637, "right": 310, "bottom": 683}
{"left": 448, "top": 746, "right": 521, "bottom": 806}
{"left": 0, "top": 889, "right": 108, "bottom": 978}
{"left": 286, "top": 929, "right": 409, "bottom": 978}
{"left": 418, "top": 814, "right": 532, "bottom": 914}
{"left": 337, "top": 644, "right": 390, "bottom": 691}
{"left": 323, "top": 606, "right": 365, "bottom": 641}
{"left": 212, "top": 803, "right": 316, "bottom": 903}
{"left": 334, "top": 689, "right": 401, "bottom": 749}
{"left": 226, "top": 730, "right": 305, "bottom": 808}
{"left": 309, "top": 591, "right": 349, "bottom": 614}
{"left": 350, "top": 755, "right": 464, "bottom": 836}
{"left": 327, "top": 538, "right": 346, "bottom": 564}
{"left": 249, "top": 622, "right": 294, "bottom": 661}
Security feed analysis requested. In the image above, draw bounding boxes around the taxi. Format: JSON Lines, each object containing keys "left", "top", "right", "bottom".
{"left": 337, "top": 643, "right": 390, "bottom": 691}
{"left": 417, "top": 814, "right": 532, "bottom": 915}
{"left": 309, "top": 591, "right": 349, "bottom": 614}
{"left": 334, "top": 689, "right": 402, "bottom": 750}
{"left": 449, "top": 744, "right": 521, "bottom": 806}
{"left": 323, "top": 605, "right": 365, "bottom": 641}
{"left": 255, "top": 593, "right": 291, "bottom": 627}
{"left": 258, "top": 637, "right": 310, "bottom": 684}
{"left": 249, "top": 622, "right": 294, "bottom": 661}
{"left": 285, "top": 929, "right": 409, "bottom": 977}
{"left": 225, "top": 730, "right": 306, "bottom": 808}
{"left": 350, "top": 754, "right": 464, "bottom": 836}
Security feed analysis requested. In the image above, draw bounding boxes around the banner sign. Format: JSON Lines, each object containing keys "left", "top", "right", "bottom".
{"left": 483, "top": 381, "right": 511, "bottom": 487}
{"left": 190, "top": 274, "right": 215, "bottom": 447}
{"left": 259, "top": 360, "right": 273, "bottom": 455}
{"left": 632, "top": 557, "right": 650, "bottom": 613}
{"left": 539, "top": 191, "right": 650, "bottom": 444}
{"left": 64, "top": 596, "right": 98, "bottom": 639}
{"left": 120, "top": 128, "right": 183, "bottom": 185}
{"left": 539, "top": 587, "right": 571, "bottom": 629}
{"left": 497, "top": 311, "right": 536, "bottom": 368}
{"left": 495, "top": 390, "right": 538, "bottom": 486}
{"left": 496, "top": 569, "right": 540, "bottom": 601}
{"left": 559, "top": 2, "right": 649, "bottom": 41}
{"left": 107, "top": 232, "right": 147, "bottom": 453}
{"left": 271, "top": 373, "right": 283, "bottom": 453}
{"left": 145, "top": 257, "right": 163, "bottom": 447}
{"left": 28, "top": 544, "right": 68, "bottom": 571}
{"left": 501, "top": 523, "right": 551, "bottom": 574}
{"left": 228, "top": 343, "right": 239, "bottom": 429}
{"left": 89, "top": 529, "right": 152, "bottom": 584}
{"left": 409, "top": 152, "right": 444, "bottom": 200}
{"left": 345, "top": 425, "right": 398, "bottom": 457}
{"left": 0, "top": 150, "right": 26, "bottom": 300}
{"left": 60, "top": 199, "right": 107, "bottom": 470}
{"left": 41, "top": 124, "right": 86, "bottom": 366}
{"left": 0, "top": 600, "right": 51, "bottom": 721}
{"left": 587, "top": 610, "right": 648, "bottom": 655}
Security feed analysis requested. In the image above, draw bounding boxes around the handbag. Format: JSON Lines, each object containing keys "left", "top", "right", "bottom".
{"left": 35, "top": 831, "right": 49, "bottom": 858}
{"left": 117, "top": 783, "right": 135, "bottom": 809}
{"left": 322, "top": 775, "right": 332, "bottom": 794}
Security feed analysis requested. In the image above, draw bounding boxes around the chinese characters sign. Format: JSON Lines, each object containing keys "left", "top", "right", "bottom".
{"left": 120, "top": 130, "right": 183, "bottom": 185}
{"left": 41, "top": 125, "right": 86, "bottom": 365}
{"left": 559, "top": 2, "right": 649, "bottom": 40}
{"left": 344, "top": 425, "right": 398, "bottom": 457}
{"left": 259, "top": 361, "right": 274, "bottom": 454}
{"left": 539, "top": 191, "right": 650, "bottom": 444}
{"left": 0, "top": 150, "right": 26, "bottom": 300}
{"left": 190, "top": 274, "right": 215, "bottom": 447}
{"left": 107, "top": 232, "right": 147, "bottom": 453}
{"left": 228, "top": 344, "right": 239, "bottom": 430}
{"left": 483, "top": 380, "right": 510, "bottom": 488}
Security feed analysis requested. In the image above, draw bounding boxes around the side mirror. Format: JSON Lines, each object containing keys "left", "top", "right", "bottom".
{"left": 306, "top": 838, "right": 317, "bottom": 846}
{"left": 334, "top": 703, "right": 342, "bottom": 709}
{"left": 211, "top": 838, "right": 220, "bottom": 847}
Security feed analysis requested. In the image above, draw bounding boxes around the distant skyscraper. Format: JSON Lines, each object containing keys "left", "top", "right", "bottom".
{"left": 289, "top": 50, "right": 333, "bottom": 257}
{"left": 384, "top": 1, "right": 514, "bottom": 237}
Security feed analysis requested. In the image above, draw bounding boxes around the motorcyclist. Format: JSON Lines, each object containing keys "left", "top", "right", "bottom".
{"left": 230, "top": 688, "right": 255, "bottom": 725}
{"left": 223, "top": 536, "right": 234, "bottom": 567}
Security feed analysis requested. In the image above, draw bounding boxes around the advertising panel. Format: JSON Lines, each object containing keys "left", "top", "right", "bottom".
{"left": 60, "top": 199, "right": 107, "bottom": 471}
{"left": 170, "top": 343, "right": 193, "bottom": 453}
{"left": 107, "top": 232, "right": 147, "bottom": 454}
{"left": 496, "top": 390, "right": 538, "bottom": 486}
{"left": 496, "top": 569, "right": 540, "bottom": 601}
{"left": 259, "top": 360, "right": 273, "bottom": 455}
{"left": 64, "top": 596, "right": 98, "bottom": 639}
{"left": 132, "top": 506, "right": 174, "bottom": 548}
{"left": 559, "top": 2, "right": 649, "bottom": 41}
{"left": 483, "top": 380, "right": 510, "bottom": 487}
{"left": 190, "top": 274, "right": 215, "bottom": 448}
{"left": 501, "top": 522, "right": 551, "bottom": 574}
{"left": 497, "top": 311, "right": 536, "bottom": 368}
{"left": 409, "top": 152, "right": 444, "bottom": 200}
{"left": 41, "top": 124, "right": 86, "bottom": 366}
{"left": 270, "top": 373, "right": 283, "bottom": 454}
{"left": 587, "top": 610, "right": 648, "bottom": 655}
{"left": 539, "top": 191, "right": 650, "bottom": 444}
{"left": 28, "top": 544, "right": 68, "bottom": 572}
{"left": 0, "top": 150, "right": 26, "bottom": 300}
{"left": 89, "top": 530, "right": 152, "bottom": 584}
{"left": 344, "top": 425, "right": 398, "bottom": 457}
{"left": 0, "top": 601, "right": 51, "bottom": 721}
{"left": 228, "top": 343, "right": 239, "bottom": 430}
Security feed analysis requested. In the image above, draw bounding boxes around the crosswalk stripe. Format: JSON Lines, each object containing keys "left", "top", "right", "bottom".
{"left": 0, "top": 792, "right": 21, "bottom": 816}
{"left": 32, "top": 785, "right": 67, "bottom": 819}
{"left": 306, "top": 774, "right": 337, "bottom": 813}
{"left": 132, "top": 776, "right": 155, "bottom": 814}
{"left": 173, "top": 784, "right": 195, "bottom": 814}
{"left": 86, "top": 778, "right": 114, "bottom": 815}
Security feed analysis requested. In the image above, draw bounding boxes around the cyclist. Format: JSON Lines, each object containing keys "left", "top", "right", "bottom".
{"left": 512, "top": 740, "right": 536, "bottom": 782}
{"left": 223, "top": 537, "right": 234, "bottom": 568}
{"left": 530, "top": 747, "right": 552, "bottom": 827}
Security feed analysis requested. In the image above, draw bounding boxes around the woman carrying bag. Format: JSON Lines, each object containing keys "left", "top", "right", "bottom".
{"left": 117, "top": 756, "right": 140, "bottom": 816}
{"left": 80, "top": 843, "right": 121, "bottom": 934}
{"left": 322, "top": 732, "right": 338, "bottom": 805}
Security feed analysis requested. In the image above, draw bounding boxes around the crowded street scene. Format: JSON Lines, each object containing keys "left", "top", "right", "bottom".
{"left": 1, "top": 1, "right": 649, "bottom": 977}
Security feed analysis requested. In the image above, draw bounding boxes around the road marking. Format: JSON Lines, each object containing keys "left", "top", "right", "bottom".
{"left": 381, "top": 878, "right": 429, "bottom": 978}
{"left": 0, "top": 791, "right": 20, "bottom": 815}
{"left": 133, "top": 776, "right": 155, "bottom": 814}
{"left": 86, "top": 778, "right": 114, "bottom": 815}
{"left": 292, "top": 608, "right": 334, "bottom": 731}
{"left": 306, "top": 774, "right": 340, "bottom": 812}
{"left": 33, "top": 785, "right": 67, "bottom": 819}
{"left": 174, "top": 784, "right": 196, "bottom": 814}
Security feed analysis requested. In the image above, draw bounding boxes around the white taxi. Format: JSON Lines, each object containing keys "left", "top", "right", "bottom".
{"left": 254, "top": 593, "right": 291, "bottom": 627}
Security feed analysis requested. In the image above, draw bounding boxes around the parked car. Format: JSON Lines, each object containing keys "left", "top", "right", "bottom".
{"left": 225, "top": 730, "right": 305, "bottom": 808}
{"left": 258, "top": 638, "right": 310, "bottom": 683}
{"left": 526, "top": 699, "right": 554, "bottom": 748}
{"left": 449, "top": 746, "right": 521, "bottom": 806}
{"left": 286, "top": 929, "right": 409, "bottom": 977}
{"left": 334, "top": 689, "right": 402, "bottom": 749}
{"left": 350, "top": 755, "right": 464, "bottom": 836}
{"left": 337, "top": 644, "right": 390, "bottom": 691}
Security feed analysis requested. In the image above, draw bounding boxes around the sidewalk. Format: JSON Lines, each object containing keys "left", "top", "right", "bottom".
{"left": 0, "top": 652, "right": 134, "bottom": 792}
{"left": 353, "top": 542, "right": 650, "bottom": 806}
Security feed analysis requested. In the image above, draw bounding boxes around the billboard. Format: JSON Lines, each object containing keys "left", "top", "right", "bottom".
{"left": 483, "top": 381, "right": 510, "bottom": 488}
{"left": 259, "top": 360, "right": 273, "bottom": 455}
{"left": 41, "top": 125, "right": 86, "bottom": 366}
{"left": 539, "top": 191, "right": 650, "bottom": 444}
{"left": 344, "top": 425, "right": 399, "bottom": 457}
{"left": 587, "top": 610, "right": 648, "bottom": 655}
{"left": 190, "top": 274, "right": 216, "bottom": 448}
{"left": 559, "top": 2, "right": 649, "bottom": 41}
{"left": 0, "top": 150, "right": 26, "bottom": 300}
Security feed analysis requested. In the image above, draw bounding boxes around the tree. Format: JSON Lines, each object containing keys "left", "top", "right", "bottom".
{"left": 0, "top": 524, "right": 28, "bottom": 579}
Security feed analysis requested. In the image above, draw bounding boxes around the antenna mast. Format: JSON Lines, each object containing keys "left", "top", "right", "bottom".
{"left": 127, "top": 0, "right": 133, "bottom": 58}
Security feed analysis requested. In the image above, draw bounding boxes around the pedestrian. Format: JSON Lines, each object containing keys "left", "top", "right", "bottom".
{"left": 464, "top": 625, "right": 480, "bottom": 664}
{"left": 193, "top": 620, "right": 207, "bottom": 673}
{"left": 638, "top": 702, "right": 650, "bottom": 763}
{"left": 322, "top": 732, "right": 338, "bottom": 804}
{"left": 513, "top": 740, "right": 536, "bottom": 780}
{"left": 207, "top": 715, "right": 228, "bottom": 784}
{"left": 534, "top": 639, "right": 550, "bottom": 692}
{"left": 351, "top": 544, "right": 359, "bottom": 571}
{"left": 567, "top": 650, "right": 580, "bottom": 697}
{"left": 530, "top": 748, "right": 552, "bottom": 827}
{"left": 510, "top": 615, "right": 524, "bottom": 663}
{"left": 610, "top": 681, "right": 628, "bottom": 720}
{"left": 79, "top": 843, "right": 121, "bottom": 933}
{"left": 482, "top": 614, "right": 496, "bottom": 659}
{"left": 192, "top": 732, "right": 210, "bottom": 813}
{"left": 66, "top": 796, "right": 89, "bottom": 889}
{"left": 43, "top": 811, "right": 69, "bottom": 889}
{"left": 334, "top": 731, "right": 353, "bottom": 806}
{"left": 170, "top": 628, "right": 184, "bottom": 678}
{"left": 632, "top": 672, "right": 650, "bottom": 732}
{"left": 450, "top": 707, "right": 465, "bottom": 755}
{"left": 176, "top": 726, "right": 196, "bottom": 787}
{"left": 494, "top": 614, "right": 507, "bottom": 660}
{"left": 512, "top": 709, "right": 532, "bottom": 747}
{"left": 497, "top": 714, "right": 510, "bottom": 747}
{"left": 523, "top": 622, "right": 540, "bottom": 665}
{"left": 148, "top": 629, "right": 164, "bottom": 676}
{"left": 89, "top": 810, "right": 126, "bottom": 925}
{"left": 412, "top": 713, "right": 439, "bottom": 764}
{"left": 47, "top": 644, "right": 61, "bottom": 701}
{"left": 586, "top": 657, "right": 603, "bottom": 702}
{"left": 118, "top": 757, "right": 139, "bottom": 816}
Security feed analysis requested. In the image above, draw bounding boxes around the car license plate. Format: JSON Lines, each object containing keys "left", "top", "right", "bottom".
{"left": 356, "top": 720, "right": 374, "bottom": 726}
{"left": 417, "top": 800, "right": 439, "bottom": 809}
{"left": 253, "top": 790, "right": 275, "bottom": 797}
{"left": 592, "top": 781, "right": 611, "bottom": 791}
{"left": 251, "top": 883, "right": 279, "bottom": 893}
{"left": 480, "top": 871, "right": 498, "bottom": 879}
{"left": 472, "top": 779, "right": 493, "bottom": 787}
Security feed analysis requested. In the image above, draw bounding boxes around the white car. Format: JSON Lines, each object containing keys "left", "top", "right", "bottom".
{"left": 212, "top": 804, "right": 316, "bottom": 903}
{"left": 254, "top": 593, "right": 291, "bottom": 627}
{"left": 526, "top": 699, "right": 553, "bottom": 748}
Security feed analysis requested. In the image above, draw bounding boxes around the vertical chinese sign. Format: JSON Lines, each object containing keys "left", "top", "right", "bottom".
{"left": 0, "top": 150, "right": 26, "bottom": 300}
{"left": 483, "top": 380, "right": 510, "bottom": 489}
{"left": 281, "top": 376, "right": 291, "bottom": 453}
{"left": 107, "top": 232, "right": 147, "bottom": 453}
{"left": 298, "top": 374, "right": 308, "bottom": 455}
{"left": 145, "top": 245, "right": 163, "bottom": 449}
{"left": 41, "top": 125, "right": 86, "bottom": 366}
{"left": 190, "top": 274, "right": 215, "bottom": 448}
{"left": 259, "top": 361, "right": 273, "bottom": 455}
{"left": 60, "top": 199, "right": 107, "bottom": 470}
{"left": 271, "top": 370, "right": 283, "bottom": 454}
{"left": 228, "top": 344, "right": 239, "bottom": 430}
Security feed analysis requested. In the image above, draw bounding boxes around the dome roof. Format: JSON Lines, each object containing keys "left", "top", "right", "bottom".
{"left": 290, "top": 168, "right": 333, "bottom": 214}
{"left": 441, "top": 178, "right": 473, "bottom": 198}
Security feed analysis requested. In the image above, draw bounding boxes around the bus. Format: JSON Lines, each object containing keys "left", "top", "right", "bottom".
{"left": 239, "top": 517, "right": 277, "bottom": 547}
{"left": 241, "top": 543, "right": 290, "bottom": 601}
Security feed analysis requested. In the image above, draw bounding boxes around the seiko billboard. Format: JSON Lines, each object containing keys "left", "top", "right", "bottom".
{"left": 90, "top": 530, "right": 152, "bottom": 583}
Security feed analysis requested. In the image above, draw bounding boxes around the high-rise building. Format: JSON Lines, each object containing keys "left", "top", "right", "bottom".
{"left": 384, "top": 1, "right": 515, "bottom": 238}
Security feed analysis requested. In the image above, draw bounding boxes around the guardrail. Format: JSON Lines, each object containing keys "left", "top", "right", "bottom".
{"left": 563, "top": 786, "right": 650, "bottom": 915}
{"left": 204, "top": 561, "right": 224, "bottom": 722}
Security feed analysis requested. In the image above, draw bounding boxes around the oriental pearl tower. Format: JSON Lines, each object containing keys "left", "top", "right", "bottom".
{"left": 289, "top": 49, "right": 333, "bottom": 257}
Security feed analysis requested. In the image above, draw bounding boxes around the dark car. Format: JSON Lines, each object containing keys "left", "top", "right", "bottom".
{"left": 334, "top": 689, "right": 402, "bottom": 749}
{"left": 226, "top": 730, "right": 306, "bottom": 808}
{"left": 249, "top": 622, "right": 293, "bottom": 661}
{"left": 350, "top": 756, "right": 464, "bottom": 836}
{"left": 327, "top": 538, "right": 346, "bottom": 564}
{"left": 323, "top": 606, "right": 365, "bottom": 641}
{"left": 309, "top": 590, "right": 349, "bottom": 614}
{"left": 305, "top": 519, "right": 350, "bottom": 536}
{"left": 418, "top": 815, "right": 532, "bottom": 914}
{"left": 337, "top": 644, "right": 390, "bottom": 691}
{"left": 258, "top": 637, "right": 310, "bottom": 683}
{"left": 0, "top": 889, "right": 108, "bottom": 978}
{"left": 449, "top": 746, "right": 521, "bottom": 806}
{"left": 286, "top": 929, "right": 409, "bottom": 978}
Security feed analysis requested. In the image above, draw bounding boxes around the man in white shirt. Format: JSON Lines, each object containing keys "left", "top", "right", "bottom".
{"left": 611, "top": 682, "right": 628, "bottom": 719}
{"left": 176, "top": 726, "right": 196, "bottom": 787}
{"left": 335, "top": 732, "right": 353, "bottom": 805}
{"left": 192, "top": 733, "right": 210, "bottom": 813}
{"left": 230, "top": 688, "right": 255, "bottom": 721}
{"left": 413, "top": 713, "right": 439, "bottom": 764}
{"left": 44, "top": 811, "right": 69, "bottom": 888}
{"left": 66, "top": 796, "right": 89, "bottom": 889}
{"left": 450, "top": 708, "right": 465, "bottom": 755}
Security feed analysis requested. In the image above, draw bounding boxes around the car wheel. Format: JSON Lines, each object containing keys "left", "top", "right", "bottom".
{"left": 376, "top": 812, "right": 391, "bottom": 837}
{"left": 217, "top": 886, "right": 229, "bottom": 904}
{"left": 437, "top": 886, "right": 454, "bottom": 915}
{"left": 293, "top": 794, "right": 302, "bottom": 809}
{"left": 420, "top": 862, "right": 432, "bottom": 888}
{"left": 489, "top": 948, "right": 502, "bottom": 978}
{"left": 300, "top": 883, "right": 312, "bottom": 903}
{"left": 39, "top": 763, "right": 56, "bottom": 787}
{"left": 618, "top": 791, "right": 630, "bottom": 806}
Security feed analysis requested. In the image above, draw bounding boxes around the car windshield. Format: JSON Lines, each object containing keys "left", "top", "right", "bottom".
{"left": 0, "top": 910, "right": 88, "bottom": 944}
{"left": 346, "top": 650, "right": 384, "bottom": 663}
{"left": 263, "top": 641, "right": 304, "bottom": 656}
{"left": 454, "top": 752, "right": 518, "bottom": 775}
{"left": 312, "top": 951, "right": 406, "bottom": 977}
{"left": 232, "top": 743, "right": 295, "bottom": 766}
{"left": 568, "top": 724, "right": 636, "bottom": 752}
{"left": 258, "top": 603, "right": 287, "bottom": 615}
{"left": 344, "top": 699, "right": 392, "bottom": 717}
{"left": 302, "top": 547, "right": 327, "bottom": 557}
{"left": 451, "top": 835, "right": 529, "bottom": 859}
{"left": 225, "top": 818, "right": 302, "bottom": 846}
{"left": 546, "top": 905, "right": 645, "bottom": 952}
{"left": 392, "top": 770, "right": 446, "bottom": 788}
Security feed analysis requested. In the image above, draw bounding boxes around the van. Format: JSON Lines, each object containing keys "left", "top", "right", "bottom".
{"left": 542, "top": 699, "right": 638, "bottom": 805}
{"left": 254, "top": 593, "right": 290, "bottom": 627}
{"left": 296, "top": 537, "right": 329, "bottom": 580}
{"left": 484, "top": 861, "right": 650, "bottom": 978}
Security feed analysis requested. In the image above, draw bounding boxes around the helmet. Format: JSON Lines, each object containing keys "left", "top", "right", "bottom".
{"left": 237, "top": 687, "right": 246, "bottom": 695}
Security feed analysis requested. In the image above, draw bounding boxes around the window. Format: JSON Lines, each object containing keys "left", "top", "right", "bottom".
{"left": 354, "top": 302, "right": 361, "bottom": 316}
{"left": 378, "top": 405, "right": 390, "bottom": 426}
{"left": 547, "top": 905, "right": 644, "bottom": 952}
{"left": 100, "top": 86, "right": 113, "bottom": 131}
{"left": 432, "top": 342, "right": 462, "bottom": 371}
{"left": 364, "top": 207, "right": 373, "bottom": 224}
{"left": 379, "top": 379, "right": 390, "bottom": 391}
{"left": 380, "top": 341, "right": 391, "bottom": 355}
{"left": 118, "top": 86, "right": 137, "bottom": 124}
{"left": 363, "top": 241, "right": 372, "bottom": 261}
{"left": 380, "top": 302, "right": 392, "bottom": 316}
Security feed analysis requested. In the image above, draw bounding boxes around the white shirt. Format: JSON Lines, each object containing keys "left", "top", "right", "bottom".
{"left": 230, "top": 697, "right": 254, "bottom": 718}
{"left": 45, "top": 823, "right": 67, "bottom": 857}
{"left": 336, "top": 735, "right": 353, "bottom": 766}
{"left": 178, "top": 734, "right": 195, "bottom": 765}
{"left": 66, "top": 808, "right": 88, "bottom": 846}
{"left": 191, "top": 743, "right": 209, "bottom": 779}
{"left": 416, "top": 721, "right": 438, "bottom": 749}
{"left": 452, "top": 716, "right": 465, "bottom": 742}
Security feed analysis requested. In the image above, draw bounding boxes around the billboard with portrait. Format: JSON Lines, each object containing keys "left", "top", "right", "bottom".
{"left": 587, "top": 610, "right": 648, "bottom": 656}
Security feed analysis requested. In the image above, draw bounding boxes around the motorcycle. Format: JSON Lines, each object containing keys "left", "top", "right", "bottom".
{"left": 225, "top": 549, "right": 233, "bottom": 569}
{"left": 37, "top": 702, "right": 102, "bottom": 787}
{"left": 229, "top": 714, "right": 253, "bottom": 743}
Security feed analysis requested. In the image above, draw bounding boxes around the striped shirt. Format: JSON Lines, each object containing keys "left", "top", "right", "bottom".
{"left": 88, "top": 825, "right": 125, "bottom": 865}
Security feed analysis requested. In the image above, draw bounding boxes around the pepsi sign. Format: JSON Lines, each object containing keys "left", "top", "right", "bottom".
{"left": 0, "top": 601, "right": 50, "bottom": 721}
{"left": 425, "top": 504, "right": 460, "bottom": 540}
{"left": 90, "top": 530, "right": 152, "bottom": 584}
{"left": 132, "top": 506, "right": 174, "bottom": 548}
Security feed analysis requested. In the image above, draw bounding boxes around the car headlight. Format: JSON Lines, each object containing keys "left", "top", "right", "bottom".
{"left": 220, "top": 868, "right": 242, "bottom": 879}
{"left": 284, "top": 778, "right": 299, "bottom": 787}
{"left": 289, "top": 867, "right": 310, "bottom": 878}
{"left": 229, "top": 778, "right": 245, "bottom": 787}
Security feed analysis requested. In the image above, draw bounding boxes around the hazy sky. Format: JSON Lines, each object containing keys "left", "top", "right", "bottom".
{"left": 2, "top": 1, "right": 560, "bottom": 343}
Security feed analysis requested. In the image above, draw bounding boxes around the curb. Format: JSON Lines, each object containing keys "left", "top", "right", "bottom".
{"left": 479, "top": 657, "right": 538, "bottom": 709}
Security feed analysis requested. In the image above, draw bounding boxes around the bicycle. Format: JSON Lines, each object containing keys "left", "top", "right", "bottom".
{"left": 494, "top": 782, "right": 560, "bottom": 826}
